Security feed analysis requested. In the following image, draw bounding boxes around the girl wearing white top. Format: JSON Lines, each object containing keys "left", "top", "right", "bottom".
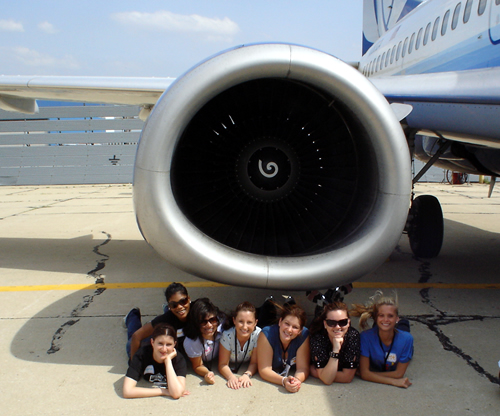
{"left": 183, "top": 298, "right": 226, "bottom": 385}
{"left": 219, "top": 302, "right": 261, "bottom": 389}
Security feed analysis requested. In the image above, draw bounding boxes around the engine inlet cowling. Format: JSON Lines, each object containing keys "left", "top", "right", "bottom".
{"left": 133, "top": 43, "right": 411, "bottom": 290}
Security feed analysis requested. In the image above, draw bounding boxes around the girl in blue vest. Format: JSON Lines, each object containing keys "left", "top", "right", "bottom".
{"left": 257, "top": 303, "right": 310, "bottom": 393}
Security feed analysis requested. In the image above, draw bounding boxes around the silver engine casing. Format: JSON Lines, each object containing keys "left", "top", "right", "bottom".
{"left": 133, "top": 43, "right": 411, "bottom": 290}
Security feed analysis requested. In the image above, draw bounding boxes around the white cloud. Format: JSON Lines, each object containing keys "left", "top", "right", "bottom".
{"left": 38, "top": 21, "right": 58, "bottom": 34}
{"left": 10, "top": 46, "right": 79, "bottom": 69}
{"left": 0, "top": 19, "right": 24, "bottom": 32}
{"left": 112, "top": 10, "right": 239, "bottom": 40}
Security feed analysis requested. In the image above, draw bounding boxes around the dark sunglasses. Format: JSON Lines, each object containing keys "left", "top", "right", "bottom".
{"left": 168, "top": 297, "right": 189, "bottom": 309}
{"left": 325, "top": 318, "right": 349, "bottom": 328}
{"left": 200, "top": 317, "right": 219, "bottom": 327}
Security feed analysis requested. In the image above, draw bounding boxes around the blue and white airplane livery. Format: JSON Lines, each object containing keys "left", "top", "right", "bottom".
{"left": 1, "top": 0, "right": 499, "bottom": 290}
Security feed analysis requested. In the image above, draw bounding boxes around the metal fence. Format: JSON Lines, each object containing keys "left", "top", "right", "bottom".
{"left": 1, "top": 103, "right": 473, "bottom": 186}
{"left": 0, "top": 103, "right": 143, "bottom": 185}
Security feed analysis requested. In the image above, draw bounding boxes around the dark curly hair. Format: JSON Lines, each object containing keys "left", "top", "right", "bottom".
{"left": 184, "top": 298, "right": 227, "bottom": 341}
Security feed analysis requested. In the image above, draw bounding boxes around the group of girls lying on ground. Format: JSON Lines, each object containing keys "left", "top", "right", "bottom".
{"left": 122, "top": 283, "right": 414, "bottom": 399}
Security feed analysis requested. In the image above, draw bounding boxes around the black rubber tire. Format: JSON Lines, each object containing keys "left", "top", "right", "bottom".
{"left": 408, "top": 195, "right": 444, "bottom": 258}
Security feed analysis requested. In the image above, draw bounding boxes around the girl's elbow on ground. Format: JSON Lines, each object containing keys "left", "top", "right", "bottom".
{"left": 321, "top": 377, "right": 334, "bottom": 386}
{"left": 122, "top": 389, "right": 133, "bottom": 399}
{"left": 359, "top": 368, "right": 370, "bottom": 380}
{"left": 170, "top": 391, "right": 182, "bottom": 400}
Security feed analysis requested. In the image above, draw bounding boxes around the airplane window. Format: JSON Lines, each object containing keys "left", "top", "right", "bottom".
{"left": 464, "top": 0, "right": 472, "bottom": 23}
{"left": 376, "top": 55, "right": 381, "bottom": 71}
{"left": 432, "top": 16, "right": 441, "bottom": 41}
{"left": 423, "top": 22, "right": 431, "bottom": 45}
{"left": 402, "top": 37, "right": 409, "bottom": 57}
{"left": 408, "top": 32, "right": 416, "bottom": 54}
{"left": 442, "top": 10, "right": 451, "bottom": 35}
{"left": 381, "top": 52, "right": 386, "bottom": 70}
{"left": 396, "top": 41, "right": 402, "bottom": 61}
{"left": 385, "top": 49, "right": 391, "bottom": 66}
{"left": 390, "top": 45, "right": 396, "bottom": 63}
{"left": 452, "top": 3, "right": 462, "bottom": 29}
{"left": 496, "top": 0, "right": 500, "bottom": 5}
{"left": 416, "top": 27, "right": 423, "bottom": 50}
{"left": 478, "top": 0, "right": 487, "bottom": 15}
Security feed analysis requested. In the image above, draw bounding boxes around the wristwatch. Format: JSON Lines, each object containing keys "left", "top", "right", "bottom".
{"left": 329, "top": 351, "right": 340, "bottom": 359}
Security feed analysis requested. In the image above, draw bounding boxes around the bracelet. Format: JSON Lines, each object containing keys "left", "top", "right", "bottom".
{"left": 282, "top": 376, "right": 286, "bottom": 387}
{"left": 243, "top": 371, "right": 252, "bottom": 378}
{"left": 329, "top": 351, "right": 340, "bottom": 359}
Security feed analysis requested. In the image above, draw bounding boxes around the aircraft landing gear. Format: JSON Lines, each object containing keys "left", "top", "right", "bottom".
{"left": 407, "top": 195, "right": 443, "bottom": 258}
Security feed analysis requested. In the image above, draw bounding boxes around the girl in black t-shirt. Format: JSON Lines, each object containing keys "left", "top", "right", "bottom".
{"left": 309, "top": 301, "right": 360, "bottom": 384}
{"left": 123, "top": 323, "right": 189, "bottom": 399}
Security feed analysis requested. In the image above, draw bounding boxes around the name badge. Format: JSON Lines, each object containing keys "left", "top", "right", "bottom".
{"left": 387, "top": 353, "right": 397, "bottom": 363}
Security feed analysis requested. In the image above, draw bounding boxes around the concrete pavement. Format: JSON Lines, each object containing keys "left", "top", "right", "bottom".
{"left": 0, "top": 182, "right": 499, "bottom": 416}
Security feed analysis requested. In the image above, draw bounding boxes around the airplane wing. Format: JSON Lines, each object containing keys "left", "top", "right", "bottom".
{"left": 0, "top": 75, "right": 174, "bottom": 115}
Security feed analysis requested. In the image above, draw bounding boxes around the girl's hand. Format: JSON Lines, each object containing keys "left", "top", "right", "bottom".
{"left": 284, "top": 376, "right": 301, "bottom": 393}
{"left": 393, "top": 377, "right": 412, "bottom": 388}
{"left": 204, "top": 371, "right": 215, "bottom": 384}
{"left": 226, "top": 376, "right": 240, "bottom": 390}
{"left": 165, "top": 348, "right": 177, "bottom": 362}
{"left": 332, "top": 335, "right": 344, "bottom": 353}
{"left": 239, "top": 374, "right": 253, "bottom": 388}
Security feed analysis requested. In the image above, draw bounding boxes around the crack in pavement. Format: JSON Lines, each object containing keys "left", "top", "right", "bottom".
{"left": 47, "top": 231, "right": 110, "bottom": 354}
{"left": 410, "top": 255, "right": 500, "bottom": 385}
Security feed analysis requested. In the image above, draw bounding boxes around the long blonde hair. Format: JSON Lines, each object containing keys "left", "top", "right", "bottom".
{"left": 350, "top": 290, "right": 399, "bottom": 330}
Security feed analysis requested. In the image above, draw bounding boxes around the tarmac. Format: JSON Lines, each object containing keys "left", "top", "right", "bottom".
{"left": 0, "top": 181, "right": 499, "bottom": 416}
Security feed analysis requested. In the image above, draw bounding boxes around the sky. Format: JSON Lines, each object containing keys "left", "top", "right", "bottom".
{"left": 0, "top": 0, "right": 363, "bottom": 78}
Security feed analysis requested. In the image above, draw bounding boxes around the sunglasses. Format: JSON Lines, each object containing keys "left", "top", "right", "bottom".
{"left": 200, "top": 317, "right": 219, "bottom": 327}
{"left": 168, "top": 297, "right": 189, "bottom": 310}
{"left": 325, "top": 318, "right": 349, "bottom": 328}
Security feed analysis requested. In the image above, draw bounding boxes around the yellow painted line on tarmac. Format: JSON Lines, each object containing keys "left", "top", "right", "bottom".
{"left": 0, "top": 281, "right": 229, "bottom": 292}
{"left": 0, "top": 281, "right": 499, "bottom": 292}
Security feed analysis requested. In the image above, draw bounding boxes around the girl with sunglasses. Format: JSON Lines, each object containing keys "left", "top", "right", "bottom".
{"left": 123, "top": 323, "right": 189, "bottom": 399}
{"left": 218, "top": 301, "right": 261, "bottom": 389}
{"left": 351, "top": 290, "right": 413, "bottom": 388}
{"left": 125, "top": 282, "right": 191, "bottom": 361}
{"left": 257, "top": 303, "right": 310, "bottom": 393}
{"left": 183, "top": 298, "right": 226, "bottom": 384}
{"left": 309, "top": 301, "right": 360, "bottom": 384}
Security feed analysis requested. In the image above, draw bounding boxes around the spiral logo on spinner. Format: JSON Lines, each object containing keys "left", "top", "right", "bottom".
{"left": 258, "top": 160, "right": 279, "bottom": 178}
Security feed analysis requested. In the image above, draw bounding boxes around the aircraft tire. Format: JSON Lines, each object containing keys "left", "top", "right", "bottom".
{"left": 408, "top": 195, "right": 443, "bottom": 258}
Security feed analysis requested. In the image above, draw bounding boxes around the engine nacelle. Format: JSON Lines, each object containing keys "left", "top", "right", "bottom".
{"left": 133, "top": 43, "right": 411, "bottom": 290}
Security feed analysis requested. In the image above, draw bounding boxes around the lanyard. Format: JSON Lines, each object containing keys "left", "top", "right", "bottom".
{"left": 232, "top": 332, "right": 250, "bottom": 373}
{"left": 202, "top": 335, "right": 216, "bottom": 370}
{"left": 279, "top": 339, "right": 291, "bottom": 376}
{"left": 378, "top": 331, "right": 396, "bottom": 370}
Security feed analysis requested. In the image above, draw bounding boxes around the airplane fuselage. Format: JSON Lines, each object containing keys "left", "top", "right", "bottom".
{"left": 361, "top": 0, "right": 500, "bottom": 77}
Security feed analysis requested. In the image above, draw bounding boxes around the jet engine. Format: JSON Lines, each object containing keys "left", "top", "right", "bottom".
{"left": 133, "top": 44, "right": 411, "bottom": 290}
